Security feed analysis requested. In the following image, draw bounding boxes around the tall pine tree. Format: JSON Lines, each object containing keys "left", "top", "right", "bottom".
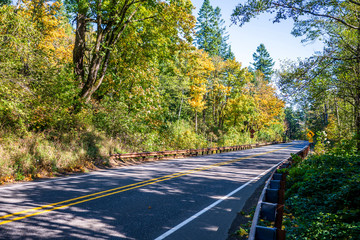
{"left": 251, "top": 43, "right": 274, "bottom": 82}
{"left": 196, "top": 0, "right": 234, "bottom": 60}
{"left": 196, "top": 0, "right": 215, "bottom": 55}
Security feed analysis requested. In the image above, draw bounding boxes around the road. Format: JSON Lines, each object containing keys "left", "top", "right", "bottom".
{"left": 0, "top": 141, "right": 307, "bottom": 240}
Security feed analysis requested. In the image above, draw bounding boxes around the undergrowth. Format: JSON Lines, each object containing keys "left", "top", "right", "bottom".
{"left": 0, "top": 119, "right": 275, "bottom": 184}
{"left": 0, "top": 127, "right": 123, "bottom": 183}
{"left": 284, "top": 153, "right": 360, "bottom": 239}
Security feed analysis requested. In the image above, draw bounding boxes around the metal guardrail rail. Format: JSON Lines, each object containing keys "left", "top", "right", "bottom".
{"left": 248, "top": 145, "right": 310, "bottom": 240}
{"left": 110, "top": 141, "right": 285, "bottom": 161}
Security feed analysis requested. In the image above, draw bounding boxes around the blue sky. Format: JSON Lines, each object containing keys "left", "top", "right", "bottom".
{"left": 191, "top": 0, "right": 324, "bottom": 69}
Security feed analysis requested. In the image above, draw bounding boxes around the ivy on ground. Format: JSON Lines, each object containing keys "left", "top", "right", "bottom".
{"left": 284, "top": 154, "right": 360, "bottom": 240}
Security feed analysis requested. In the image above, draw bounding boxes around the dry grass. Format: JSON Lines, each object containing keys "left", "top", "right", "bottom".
{"left": 0, "top": 128, "right": 124, "bottom": 184}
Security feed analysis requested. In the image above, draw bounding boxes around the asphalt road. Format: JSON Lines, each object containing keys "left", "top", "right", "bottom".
{"left": 0, "top": 141, "right": 308, "bottom": 240}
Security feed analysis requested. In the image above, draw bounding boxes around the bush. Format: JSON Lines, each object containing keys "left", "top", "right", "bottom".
{"left": 165, "top": 120, "right": 207, "bottom": 150}
{"left": 218, "top": 127, "right": 253, "bottom": 146}
{"left": 284, "top": 154, "right": 360, "bottom": 240}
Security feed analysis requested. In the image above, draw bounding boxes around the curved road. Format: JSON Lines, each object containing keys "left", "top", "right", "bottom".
{"left": 0, "top": 141, "right": 308, "bottom": 240}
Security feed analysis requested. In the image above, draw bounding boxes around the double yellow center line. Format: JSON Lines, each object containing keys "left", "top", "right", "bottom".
{"left": 0, "top": 145, "right": 292, "bottom": 225}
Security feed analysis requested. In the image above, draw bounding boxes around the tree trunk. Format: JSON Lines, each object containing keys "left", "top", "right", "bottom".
{"left": 202, "top": 108, "right": 206, "bottom": 127}
{"left": 355, "top": 13, "right": 360, "bottom": 152}
{"left": 178, "top": 89, "right": 184, "bottom": 120}
{"left": 335, "top": 100, "right": 341, "bottom": 137}
{"left": 195, "top": 111, "right": 198, "bottom": 133}
{"left": 80, "top": 51, "right": 104, "bottom": 102}
{"left": 355, "top": 97, "right": 360, "bottom": 151}
{"left": 73, "top": 12, "right": 86, "bottom": 83}
{"left": 324, "top": 102, "right": 328, "bottom": 126}
{"left": 72, "top": 1, "right": 143, "bottom": 105}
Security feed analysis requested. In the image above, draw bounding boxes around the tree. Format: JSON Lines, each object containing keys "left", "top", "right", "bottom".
{"left": 232, "top": 0, "right": 360, "bottom": 151}
{"left": 251, "top": 43, "right": 274, "bottom": 82}
{"left": 196, "top": 0, "right": 215, "bottom": 55}
{"left": 94, "top": 0, "right": 196, "bottom": 134}
{"left": 284, "top": 107, "right": 304, "bottom": 140}
{"left": 188, "top": 49, "right": 214, "bottom": 132}
{"left": 196, "top": 0, "right": 233, "bottom": 59}
{"left": 65, "top": 0, "right": 194, "bottom": 104}
{"left": 213, "top": 6, "right": 233, "bottom": 60}
{"left": 0, "top": 0, "right": 10, "bottom": 6}
{"left": 253, "top": 77, "right": 285, "bottom": 132}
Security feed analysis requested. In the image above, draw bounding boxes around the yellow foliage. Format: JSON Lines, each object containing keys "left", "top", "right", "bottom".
{"left": 187, "top": 50, "right": 213, "bottom": 112}
{"left": 237, "top": 227, "right": 248, "bottom": 237}
{"left": 253, "top": 79, "right": 285, "bottom": 130}
{"left": 324, "top": 115, "right": 340, "bottom": 141}
{"left": 19, "top": 0, "right": 73, "bottom": 66}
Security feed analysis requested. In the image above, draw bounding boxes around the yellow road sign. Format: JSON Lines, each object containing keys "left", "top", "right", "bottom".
{"left": 307, "top": 130, "right": 315, "bottom": 139}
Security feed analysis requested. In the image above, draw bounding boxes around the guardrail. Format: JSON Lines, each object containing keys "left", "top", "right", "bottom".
{"left": 110, "top": 141, "right": 284, "bottom": 161}
{"left": 248, "top": 145, "right": 310, "bottom": 240}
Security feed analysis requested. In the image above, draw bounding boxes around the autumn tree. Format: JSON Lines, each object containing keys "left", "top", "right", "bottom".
{"left": 223, "top": 62, "right": 254, "bottom": 130}
{"left": 188, "top": 50, "right": 214, "bottom": 131}
{"left": 65, "top": 0, "right": 192, "bottom": 104}
{"left": 93, "top": 0, "right": 196, "bottom": 135}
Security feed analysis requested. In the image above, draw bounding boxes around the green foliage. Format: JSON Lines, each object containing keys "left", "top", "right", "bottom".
{"left": 0, "top": 0, "right": 11, "bottom": 6}
{"left": 196, "top": 0, "right": 233, "bottom": 59}
{"left": 233, "top": 0, "right": 360, "bottom": 151}
{"left": 251, "top": 43, "right": 274, "bottom": 82}
{"left": 314, "top": 131, "right": 329, "bottom": 154}
{"left": 284, "top": 107, "right": 305, "bottom": 140}
{"left": 331, "top": 139, "right": 359, "bottom": 156}
{"left": 218, "top": 127, "right": 253, "bottom": 146}
{"left": 284, "top": 154, "right": 360, "bottom": 239}
{"left": 166, "top": 120, "right": 207, "bottom": 150}
{"left": 0, "top": 1, "right": 287, "bottom": 182}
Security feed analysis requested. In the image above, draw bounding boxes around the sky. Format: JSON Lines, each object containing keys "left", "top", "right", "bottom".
{"left": 191, "top": 0, "right": 324, "bottom": 69}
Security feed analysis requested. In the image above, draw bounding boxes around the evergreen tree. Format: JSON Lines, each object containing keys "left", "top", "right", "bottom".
{"left": 196, "top": 0, "right": 234, "bottom": 59}
{"left": 213, "top": 7, "right": 227, "bottom": 58}
{"left": 0, "top": 0, "right": 11, "bottom": 6}
{"left": 224, "top": 46, "right": 235, "bottom": 60}
{"left": 196, "top": 0, "right": 215, "bottom": 55}
{"left": 251, "top": 43, "right": 274, "bottom": 82}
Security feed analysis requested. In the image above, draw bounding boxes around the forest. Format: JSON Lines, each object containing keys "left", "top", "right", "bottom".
{"left": 0, "top": 0, "right": 285, "bottom": 181}
{"left": 232, "top": 0, "right": 360, "bottom": 154}
{"left": 0, "top": 0, "right": 359, "bottom": 179}
{"left": 1, "top": 0, "right": 359, "bottom": 238}
{"left": 232, "top": 0, "right": 360, "bottom": 239}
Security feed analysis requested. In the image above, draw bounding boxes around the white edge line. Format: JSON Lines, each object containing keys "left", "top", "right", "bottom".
{"left": 154, "top": 163, "right": 281, "bottom": 240}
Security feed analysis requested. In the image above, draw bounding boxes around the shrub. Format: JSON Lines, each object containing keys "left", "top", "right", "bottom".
{"left": 165, "top": 120, "right": 207, "bottom": 150}
{"left": 284, "top": 154, "right": 360, "bottom": 240}
{"left": 218, "top": 127, "right": 253, "bottom": 146}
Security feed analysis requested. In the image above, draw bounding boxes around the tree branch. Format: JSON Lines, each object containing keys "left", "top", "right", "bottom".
{"left": 349, "top": 0, "right": 360, "bottom": 7}
{"left": 273, "top": 2, "right": 359, "bottom": 30}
